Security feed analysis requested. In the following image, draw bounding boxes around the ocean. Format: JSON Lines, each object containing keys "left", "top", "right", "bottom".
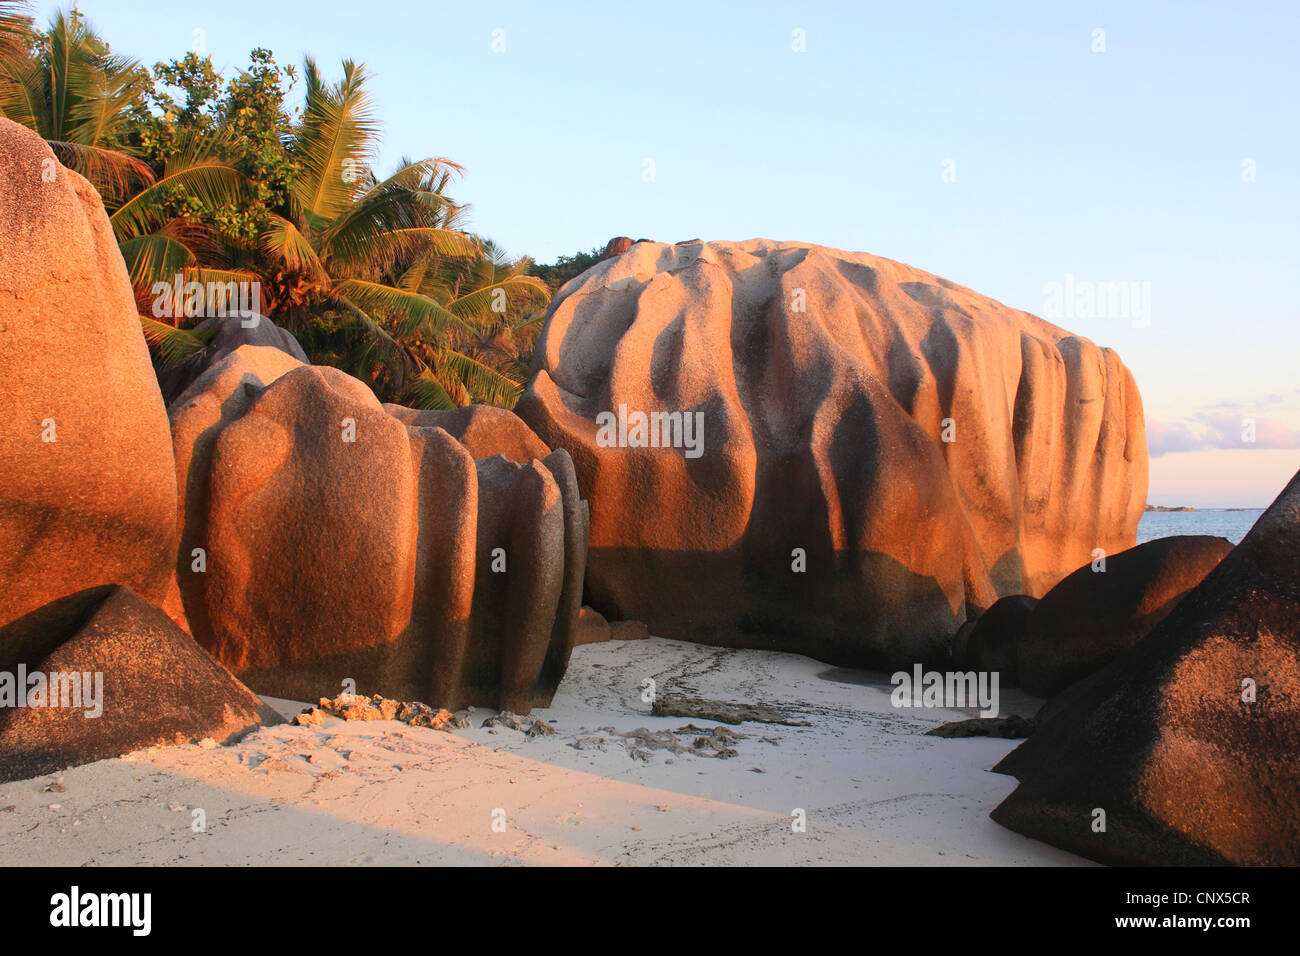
{"left": 1136, "top": 509, "right": 1263, "bottom": 546}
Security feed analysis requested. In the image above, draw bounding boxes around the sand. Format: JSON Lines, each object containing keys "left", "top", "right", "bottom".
{"left": 0, "top": 637, "right": 1085, "bottom": 866}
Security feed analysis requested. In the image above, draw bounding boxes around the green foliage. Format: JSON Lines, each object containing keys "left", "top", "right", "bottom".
{"left": 527, "top": 247, "right": 604, "bottom": 293}
{"left": 127, "top": 48, "right": 296, "bottom": 247}
{"left": 0, "top": 3, "right": 553, "bottom": 409}
{"left": 0, "top": 5, "right": 152, "bottom": 199}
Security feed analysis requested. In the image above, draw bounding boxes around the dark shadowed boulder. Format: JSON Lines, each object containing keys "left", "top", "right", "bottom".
{"left": 157, "top": 313, "right": 309, "bottom": 406}
{"left": 1016, "top": 535, "right": 1233, "bottom": 697}
{"left": 958, "top": 595, "right": 1038, "bottom": 685}
{"left": 991, "top": 472, "right": 1300, "bottom": 865}
{"left": 0, "top": 587, "right": 279, "bottom": 783}
{"left": 517, "top": 240, "right": 1147, "bottom": 669}
{"left": 0, "top": 118, "right": 177, "bottom": 664}
{"left": 926, "top": 714, "right": 1035, "bottom": 739}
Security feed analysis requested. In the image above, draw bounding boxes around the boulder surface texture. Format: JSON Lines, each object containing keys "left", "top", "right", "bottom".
{"left": 1016, "top": 534, "right": 1233, "bottom": 696}
{"left": 169, "top": 345, "right": 588, "bottom": 712}
{"left": 518, "top": 239, "right": 1147, "bottom": 667}
{"left": 0, "top": 587, "right": 279, "bottom": 783}
{"left": 0, "top": 118, "right": 177, "bottom": 667}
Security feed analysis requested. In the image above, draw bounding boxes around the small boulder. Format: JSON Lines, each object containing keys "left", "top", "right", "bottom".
{"left": 157, "top": 314, "right": 309, "bottom": 406}
{"left": 1016, "top": 535, "right": 1233, "bottom": 697}
{"left": 0, "top": 587, "right": 279, "bottom": 783}
{"left": 574, "top": 606, "right": 612, "bottom": 645}
{"left": 601, "top": 236, "right": 634, "bottom": 258}
{"left": 925, "top": 714, "right": 1035, "bottom": 739}
{"left": 170, "top": 355, "right": 589, "bottom": 713}
{"left": 383, "top": 403, "right": 552, "bottom": 464}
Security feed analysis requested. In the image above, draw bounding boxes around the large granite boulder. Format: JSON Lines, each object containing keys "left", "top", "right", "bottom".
{"left": 169, "top": 346, "right": 587, "bottom": 712}
{"left": 156, "top": 313, "right": 309, "bottom": 405}
{"left": 991, "top": 471, "right": 1300, "bottom": 865}
{"left": 1016, "top": 535, "right": 1233, "bottom": 696}
{"left": 517, "top": 240, "right": 1147, "bottom": 667}
{"left": 0, "top": 118, "right": 178, "bottom": 666}
{"left": 0, "top": 586, "right": 279, "bottom": 783}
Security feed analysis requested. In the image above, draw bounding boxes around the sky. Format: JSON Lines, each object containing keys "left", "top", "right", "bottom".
{"left": 44, "top": 0, "right": 1300, "bottom": 506}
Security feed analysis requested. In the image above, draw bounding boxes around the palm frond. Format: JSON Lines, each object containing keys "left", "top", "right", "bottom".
{"left": 292, "top": 56, "right": 379, "bottom": 222}
{"left": 109, "top": 162, "right": 246, "bottom": 241}
{"left": 45, "top": 8, "right": 82, "bottom": 140}
{"left": 66, "top": 49, "right": 148, "bottom": 147}
{"left": 333, "top": 278, "right": 475, "bottom": 339}
{"left": 321, "top": 157, "right": 461, "bottom": 231}
{"left": 446, "top": 274, "right": 551, "bottom": 320}
{"left": 261, "top": 214, "right": 327, "bottom": 279}
{"left": 48, "top": 139, "right": 153, "bottom": 200}
{"left": 139, "top": 315, "right": 218, "bottom": 367}
{"left": 183, "top": 266, "right": 265, "bottom": 285}
{"left": 436, "top": 349, "right": 524, "bottom": 408}
{"left": 0, "top": 29, "right": 41, "bottom": 129}
{"left": 513, "top": 310, "right": 548, "bottom": 332}
{"left": 404, "top": 368, "right": 457, "bottom": 410}
{"left": 395, "top": 253, "right": 438, "bottom": 295}
{"left": 119, "top": 233, "right": 195, "bottom": 290}
{"left": 0, "top": 1, "right": 32, "bottom": 61}
{"left": 356, "top": 156, "right": 463, "bottom": 198}
{"left": 325, "top": 225, "right": 479, "bottom": 276}
{"left": 330, "top": 292, "right": 406, "bottom": 381}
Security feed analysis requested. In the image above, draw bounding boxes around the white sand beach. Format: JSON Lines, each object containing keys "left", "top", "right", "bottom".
{"left": 0, "top": 637, "right": 1084, "bottom": 866}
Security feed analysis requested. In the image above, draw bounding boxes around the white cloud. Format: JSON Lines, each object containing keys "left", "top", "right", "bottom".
{"left": 1147, "top": 395, "right": 1300, "bottom": 457}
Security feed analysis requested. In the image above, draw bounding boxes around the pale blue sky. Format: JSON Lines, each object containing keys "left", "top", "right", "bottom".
{"left": 48, "top": 0, "right": 1300, "bottom": 504}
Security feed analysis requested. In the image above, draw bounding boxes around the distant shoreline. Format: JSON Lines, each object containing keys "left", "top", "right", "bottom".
{"left": 1144, "top": 505, "right": 1263, "bottom": 513}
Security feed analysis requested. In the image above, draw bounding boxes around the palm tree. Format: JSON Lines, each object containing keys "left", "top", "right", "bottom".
{"left": 0, "top": 0, "right": 28, "bottom": 59}
{"left": 258, "top": 58, "right": 545, "bottom": 407}
{"left": 132, "top": 57, "right": 551, "bottom": 408}
{"left": 3, "top": 9, "right": 549, "bottom": 409}
{"left": 0, "top": 4, "right": 244, "bottom": 328}
{"left": 0, "top": 4, "right": 152, "bottom": 198}
{"left": 393, "top": 238, "right": 551, "bottom": 408}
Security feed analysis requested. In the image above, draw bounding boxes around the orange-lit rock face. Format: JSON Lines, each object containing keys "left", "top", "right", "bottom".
{"left": 169, "top": 347, "right": 587, "bottom": 712}
{"left": 384, "top": 403, "right": 552, "bottom": 464}
{"left": 0, "top": 118, "right": 178, "bottom": 663}
{"left": 992, "top": 469, "right": 1300, "bottom": 866}
{"left": 517, "top": 240, "right": 1148, "bottom": 668}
